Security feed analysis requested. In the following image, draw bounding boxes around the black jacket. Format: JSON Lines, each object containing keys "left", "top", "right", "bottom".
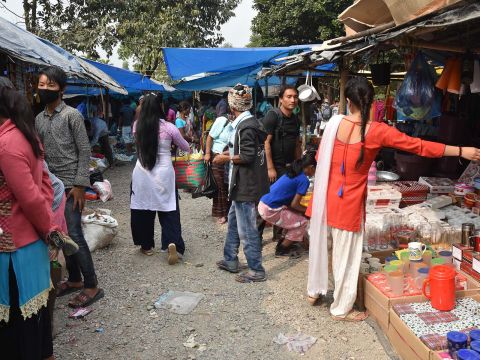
{"left": 229, "top": 115, "right": 269, "bottom": 202}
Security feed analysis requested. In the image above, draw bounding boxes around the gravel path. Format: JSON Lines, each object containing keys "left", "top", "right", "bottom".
{"left": 52, "top": 163, "right": 392, "bottom": 360}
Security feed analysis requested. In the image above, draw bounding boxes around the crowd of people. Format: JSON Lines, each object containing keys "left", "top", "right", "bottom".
{"left": 4, "top": 65, "right": 480, "bottom": 358}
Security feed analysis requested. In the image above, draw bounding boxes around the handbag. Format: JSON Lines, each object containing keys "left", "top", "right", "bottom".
{"left": 173, "top": 154, "right": 206, "bottom": 190}
{"left": 192, "top": 163, "right": 218, "bottom": 199}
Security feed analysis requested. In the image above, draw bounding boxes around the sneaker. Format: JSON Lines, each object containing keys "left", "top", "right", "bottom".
{"left": 49, "top": 231, "right": 79, "bottom": 256}
{"left": 167, "top": 243, "right": 179, "bottom": 265}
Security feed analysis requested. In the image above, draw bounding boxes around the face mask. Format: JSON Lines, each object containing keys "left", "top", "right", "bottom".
{"left": 37, "top": 89, "right": 60, "bottom": 105}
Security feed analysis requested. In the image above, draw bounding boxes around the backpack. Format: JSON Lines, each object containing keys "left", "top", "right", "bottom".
{"left": 259, "top": 108, "right": 290, "bottom": 160}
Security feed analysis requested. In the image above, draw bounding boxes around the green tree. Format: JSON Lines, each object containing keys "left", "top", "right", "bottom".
{"left": 116, "top": 0, "right": 241, "bottom": 77}
{"left": 16, "top": 0, "right": 121, "bottom": 59}
{"left": 250, "top": 0, "right": 351, "bottom": 47}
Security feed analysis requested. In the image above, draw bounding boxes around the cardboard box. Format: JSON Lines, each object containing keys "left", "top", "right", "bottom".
{"left": 419, "top": 177, "right": 455, "bottom": 194}
{"left": 365, "top": 274, "right": 480, "bottom": 335}
{"left": 391, "top": 181, "right": 429, "bottom": 207}
{"left": 387, "top": 292, "right": 480, "bottom": 360}
{"left": 367, "top": 184, "right": 402, "bottom": 210}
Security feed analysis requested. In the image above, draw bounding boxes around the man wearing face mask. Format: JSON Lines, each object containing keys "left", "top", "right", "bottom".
{"left": 35, "top": 66, "right": 104, "bottom": 308}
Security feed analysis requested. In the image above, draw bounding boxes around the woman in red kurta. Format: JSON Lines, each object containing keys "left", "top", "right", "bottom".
{"left": 307, "top": 77, "right": 480, "bottom": 321}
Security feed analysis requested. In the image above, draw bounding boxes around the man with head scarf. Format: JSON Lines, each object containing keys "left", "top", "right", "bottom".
{"left": 213, "top": 84, "right": 269, "bottom": 283}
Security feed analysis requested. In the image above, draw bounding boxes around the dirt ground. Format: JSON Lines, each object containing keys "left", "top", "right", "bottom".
{"left": 52, "top": 162, "right": 395, "bottom": 360}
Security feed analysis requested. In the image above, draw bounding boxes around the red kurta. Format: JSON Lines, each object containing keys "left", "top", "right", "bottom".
{"left": 306, "top": 121, "right": 445, "bottom": 232}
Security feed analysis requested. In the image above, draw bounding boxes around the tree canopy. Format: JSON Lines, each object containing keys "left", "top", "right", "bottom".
{"left": 15, "top": 0, "right": 240, "bottom": 77}
{"left": 250, "top": 0, "right": 351, "bottom": 47}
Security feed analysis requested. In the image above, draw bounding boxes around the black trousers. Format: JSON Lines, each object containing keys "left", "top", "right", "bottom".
{"left": 130, "top": 192, "right": 185, "bottom": 254}
{"left": 0, "top": 261, "right": 53, "bottom": 360}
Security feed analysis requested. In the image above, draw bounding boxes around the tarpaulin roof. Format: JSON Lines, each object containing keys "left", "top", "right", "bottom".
{"left": 173, "top": 63, "right": 336, "bottom": 91}
{"left": 162, "top": 45, "right": 312, "bottom": 81}
{"left": 82, "top": 58, "right": 173, "bottom": 94}
{"left": 0, "top": 17, "right": 126, "bottom": 94}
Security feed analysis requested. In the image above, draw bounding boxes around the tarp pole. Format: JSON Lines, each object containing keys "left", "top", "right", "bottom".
{"left": 339, "top": 59, "right": 349, "bottom": 115}
{"left": 301, "top": 102, "right": 307, "bottom": 152}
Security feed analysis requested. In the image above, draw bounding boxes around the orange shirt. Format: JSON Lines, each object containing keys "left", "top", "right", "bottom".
{"left": 306, "top": 121, "right": 445, "bottom": 232}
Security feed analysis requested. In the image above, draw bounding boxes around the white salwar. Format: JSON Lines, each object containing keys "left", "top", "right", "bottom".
{"left": 308, "top": 114, "right": 365, "bottom": 317}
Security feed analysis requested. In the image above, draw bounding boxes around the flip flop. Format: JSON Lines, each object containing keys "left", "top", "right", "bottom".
{"left": 68, "top": 288, "right": 105, "bottom": 308}
{"left": 331, "top": 310, "right": 368, "bottom": 322}
{"left": 56, "top": 281, "right": 83, "bottom": 297}
{"left": 307, "top": 296, "right": 320, "bottom": 306}
{"left": 141, "top": 248, "right": 154, "bottom": 256}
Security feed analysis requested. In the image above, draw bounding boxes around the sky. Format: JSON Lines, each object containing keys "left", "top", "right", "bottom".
{"left": 0, "top": 0, "right": 256, "bottom": 67}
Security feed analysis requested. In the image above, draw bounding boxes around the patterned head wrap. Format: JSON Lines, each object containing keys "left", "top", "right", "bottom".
{"left": 228, "top": 84, "right": 253, "bottom": 112}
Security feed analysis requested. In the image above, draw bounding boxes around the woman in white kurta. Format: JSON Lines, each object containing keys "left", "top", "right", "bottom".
{"left": 130, "top": 94, "right": 190, "bottom": 264}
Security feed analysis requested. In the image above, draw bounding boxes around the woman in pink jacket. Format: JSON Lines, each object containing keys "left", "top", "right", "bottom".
{"left": 0, "top": 86, "right": 59, "bottom": 359}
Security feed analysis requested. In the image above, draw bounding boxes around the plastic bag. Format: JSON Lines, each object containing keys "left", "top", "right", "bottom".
{"left": 395, "top": 53, "right": 439, "bottom": 121}
{"left": 192, "top": 164, "right": 218, "bottom": 199}
{"left": 92, "top": 180, "right": 113, "bottom": 202}
{"left": 82, "top": 212, "right": 118, "bottom": 252}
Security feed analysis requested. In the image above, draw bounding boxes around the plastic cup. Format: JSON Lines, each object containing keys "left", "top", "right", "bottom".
{"left": 367, "top": 257, "right": 381, "bottom": 265}
{"left": 439, "top": 250, "right": 453, "bottom": 264}
{"left": 416, "top": 267, "right": 430, "bottom": 289}
{"left": 389, "top": 260, "right": 404, "bottom": 273}
{"left": 409, "top": 259, "right": 424, "bottom": 276}
{"left": 388, "top": 270, "right": 404, "bottom": 296}
{"left": 470, "top": 330, "right": 480, "bottom": 343}
{"left": 423, "top": 250, "right": 432, "bottom": 266}
{"left": 432, "top": 257, "right": 446, "bottom": 267}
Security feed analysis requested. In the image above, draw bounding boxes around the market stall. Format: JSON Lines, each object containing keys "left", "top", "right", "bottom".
{"left": 270, "top": 1, "right": 480, "bottom": 358}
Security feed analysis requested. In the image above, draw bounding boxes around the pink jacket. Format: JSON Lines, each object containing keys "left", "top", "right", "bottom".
{"left": 0, "top": 120, "right": 56, "bottom": 251}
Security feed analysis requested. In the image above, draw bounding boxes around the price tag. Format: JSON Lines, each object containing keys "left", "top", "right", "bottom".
{"left": 452, "top": 246, "right": 463, "bottom": 261}
{"left": 473, "top": 257, "right": 480, "bottom": 274}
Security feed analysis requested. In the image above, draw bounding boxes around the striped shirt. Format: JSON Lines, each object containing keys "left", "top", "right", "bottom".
{"left": 35, "top": 101, "right": 91, "bottom": 188}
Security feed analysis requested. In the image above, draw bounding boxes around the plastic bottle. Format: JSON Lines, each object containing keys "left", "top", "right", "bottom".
{"left": 368, "top": 161, "right": 377, "bottom": 186}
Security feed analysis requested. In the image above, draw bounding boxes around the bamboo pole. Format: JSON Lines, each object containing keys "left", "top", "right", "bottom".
{"left": 328, "top": 21, "right": 396, "bottom": 45}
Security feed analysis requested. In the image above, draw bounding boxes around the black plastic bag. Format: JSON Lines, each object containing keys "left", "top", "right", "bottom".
{"left": 90, "top": 170, "right": 104, "bottom": 185}
{"left": 192, "top": 164, "right": 218, "bottom": 199}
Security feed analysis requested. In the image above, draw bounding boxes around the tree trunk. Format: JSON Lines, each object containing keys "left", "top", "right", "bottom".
{"left": 23, "top": 1, "right": 31, "bottom": 32}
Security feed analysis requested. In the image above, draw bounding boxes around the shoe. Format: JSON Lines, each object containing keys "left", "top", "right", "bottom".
{"left": 216, "top": 260, "right": 241, "bottom": 273}
{"left": 235, "top": 271, "right": 267, "bottom": 283}
{"left": 167, "top": 244, "right": 179, "bottom": 265}
{"left": 275, "top": 241, "right": 302, "bottom": 259}
{"left": 49, "top": 231, "right": 79, "bottom": 256}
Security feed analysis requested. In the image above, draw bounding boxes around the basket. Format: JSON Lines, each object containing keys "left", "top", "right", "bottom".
{"left": 173, "top": 159, "right": 206, "bottom": 190}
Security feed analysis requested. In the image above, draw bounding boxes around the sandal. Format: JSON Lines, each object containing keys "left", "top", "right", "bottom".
{"left": 235, "top": 271, "right": 267, "bottom": 283}
{"left": 216, "top": 217, "right": 227, "bottom": 225}
{"left": 307, "top": 296, "right": 320, "bottom": 306}
{"left": 275, "top": 242, "right": 302, "bottom": 259}
{"left": 56, "top": 281, "right": 83, "bottom": 297}
{"left": 68, "top": 288, "right": 105, "bottom": 308}
{"left": 331, "top": 310, "right": 368, "bottom": 322}
{"left": 167, "top": 244, "right": 179, "bottom": 265}
{"left": 141, "top": 248, "right": 154, "bottom": 256}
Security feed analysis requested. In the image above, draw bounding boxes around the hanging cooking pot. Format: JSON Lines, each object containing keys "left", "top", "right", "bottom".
{"left": 370, "top": 51, "right": 391, "bottom": 86}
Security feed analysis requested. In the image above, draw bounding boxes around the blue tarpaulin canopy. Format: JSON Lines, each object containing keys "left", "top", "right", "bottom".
{"left": 163, "top": 46, "right": 311, "bottom": 81}
{"left": 162, "top": 46, "right": 335, "bottom": 91}
{"left": 82, "top": 58, "right": 170, "bottom": 94}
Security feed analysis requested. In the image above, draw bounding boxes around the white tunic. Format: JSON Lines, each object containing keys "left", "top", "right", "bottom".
{"left": 130, "top": 120, "right": 190, "bottom": 212}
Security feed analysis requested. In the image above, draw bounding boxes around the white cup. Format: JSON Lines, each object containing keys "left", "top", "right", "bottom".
{"left": 367, "top": 257, "right": 381, "bottom": 265}
{"left": 408, "top": 242, "right": 426, "bottom": 261}
{"left": 360, "top": 262, "right": 370, "bottom": 274}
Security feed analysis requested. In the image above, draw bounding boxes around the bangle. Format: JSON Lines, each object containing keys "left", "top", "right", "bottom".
{"left": 459, "top": 146, "right": 462, "bottom": 157}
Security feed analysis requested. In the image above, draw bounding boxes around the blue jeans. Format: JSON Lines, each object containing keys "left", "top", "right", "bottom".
{"left": 224, "top": 201, "right": 265, "bottom": 274}
{"left": 64, "top": 194, "right": 98, "bottom": 288}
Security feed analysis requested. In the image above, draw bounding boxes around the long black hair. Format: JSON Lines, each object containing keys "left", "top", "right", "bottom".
{"left": 286, "top": 150, "right": 317, "bottom": 178}
{"left": 344, "top": 76, "right": 374, "bottom": 168}
{"left": 136, "top": 94, "right": 165, "bottom": 170}
{"left": 0, "top": 87, "right": 43, "bottom": 158}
